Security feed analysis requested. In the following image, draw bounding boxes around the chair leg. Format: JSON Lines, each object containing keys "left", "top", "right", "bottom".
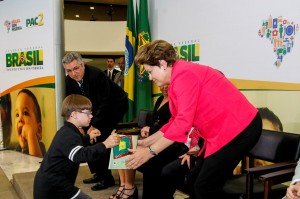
{"left": 263, "top": 181, "right": 272, "bottom": 199}
{"left": 246, "top": 174, "right": 254, "bottom": 199}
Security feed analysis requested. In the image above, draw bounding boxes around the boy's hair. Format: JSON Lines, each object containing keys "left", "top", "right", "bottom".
{"left": 258, "top": 107, "right": 283, "bottom": 131}
{"left": 62, "top": 52, "right": 83, "bottom": 65}
{"left": 61, "top": 94, "right": 92, "bottom": 119}
{"left": 18, "top": 89, "right": 42, "bottom": 123}
{"left": 134, "top": 40, "right": 177, "bottom": 67}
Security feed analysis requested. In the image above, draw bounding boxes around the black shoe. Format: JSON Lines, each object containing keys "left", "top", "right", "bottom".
{"left": 83, "top": 174, "right": 100, "bottom": 184}
{"left": 120, "top": 186, "right": 138, "bottom": 199}
{"left": 91, "top": 176, "right": 115, "bottom": 191}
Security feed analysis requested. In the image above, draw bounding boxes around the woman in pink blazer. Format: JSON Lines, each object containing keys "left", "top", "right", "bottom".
{"left": 126, "top": 40, "right": 262, "bottom": 199}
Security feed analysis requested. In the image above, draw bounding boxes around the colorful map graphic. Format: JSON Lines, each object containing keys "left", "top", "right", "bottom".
{"left": 258, "top": 16, "right": 299, "bottom": 67}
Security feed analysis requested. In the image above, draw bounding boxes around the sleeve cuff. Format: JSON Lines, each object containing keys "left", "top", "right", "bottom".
{"left": 291, "top": 179, "right": 300, "bottom": 185}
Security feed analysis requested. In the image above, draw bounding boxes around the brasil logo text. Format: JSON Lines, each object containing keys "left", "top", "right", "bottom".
{"left": 173, "top": 40, "right": 200, "bottom": 62}
{"left": 6, "top": 49, "right": 43, "bottom": 68}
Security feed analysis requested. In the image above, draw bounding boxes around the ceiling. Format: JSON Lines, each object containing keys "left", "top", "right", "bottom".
{"left": 64, "top": 0, "right": 127, "bottom": 5}
{"left": 63, "top": 0, "right": 127, "bottom": 59}
{"left": 64, "top": 0, "right": 127, "bottom": 21}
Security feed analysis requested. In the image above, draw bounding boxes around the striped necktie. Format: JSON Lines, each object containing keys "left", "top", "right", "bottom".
{"left": 78, "top": 80, "right": 85, "bottom": 96}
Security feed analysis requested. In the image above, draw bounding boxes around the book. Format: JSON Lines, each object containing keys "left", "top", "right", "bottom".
{"left": 108, "top": 135, "right": 138, "bottom": 169}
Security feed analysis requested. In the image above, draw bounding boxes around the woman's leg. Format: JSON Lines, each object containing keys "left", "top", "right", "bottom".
{"left": 161, "top": 158, "right": 191, "bottom": 199}
{"left": 191, "top": 113, "right": 262, "bottom": 199}
{"left": 118, "top": 169, "right": 126, "bottom": 186}
{"left": 125, "top": 169, "right": 136, "bottom": 187}
{"left": 139, "top": 157, "right": 166, "bottom": 199}
{"left": 109, "top": 169, "right": 126, "bottom": 199}
{"left": 138, "top": 143, "right": 188, "bottom": 199}
{"left": 122, "top": 169, "right": 137, "bottom": 197}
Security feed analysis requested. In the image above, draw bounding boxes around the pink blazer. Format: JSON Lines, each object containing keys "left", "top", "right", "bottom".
{"left": 160, "top": 60, "right": 258, "bottom": 158}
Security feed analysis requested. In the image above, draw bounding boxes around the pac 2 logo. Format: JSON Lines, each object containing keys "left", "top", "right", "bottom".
{"left": 26, "top": 13, "right": 44, "bottom": 27}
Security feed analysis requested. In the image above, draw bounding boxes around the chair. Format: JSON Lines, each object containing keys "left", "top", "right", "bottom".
{"left": 116, "top": 109, "right": 153, "bottom": 135}
{"left": 259, "top": 166, "right": 296, "bottom": 199}
{"left": 223, "top": 129, "right": 300, "bottom": 199}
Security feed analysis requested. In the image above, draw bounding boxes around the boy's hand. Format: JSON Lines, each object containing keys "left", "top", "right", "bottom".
{"left": 103, "top": 133, "right": 121, "bottom": 148}
{"left": 87, "top": 126, "right": 97, "bottom": 135}
{"left": 88, "top": 129, "right": 101, "bottom": 144}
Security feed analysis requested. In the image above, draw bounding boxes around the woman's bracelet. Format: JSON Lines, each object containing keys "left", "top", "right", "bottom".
{"left": 148, "top": 146, "right": 158, "bottom": 156}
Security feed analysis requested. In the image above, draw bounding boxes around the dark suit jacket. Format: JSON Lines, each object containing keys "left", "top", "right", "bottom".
{"left": 104, "top": 68, "right": 119, "bottom": 81}
{"left": 149, "top": 95, "right": 171, "bottom": 135}
{"left": 66, "top": 65, "right": 128, "bottom": 138}
{"left": 114, "top": 71, "right": 124, "bottom": 88}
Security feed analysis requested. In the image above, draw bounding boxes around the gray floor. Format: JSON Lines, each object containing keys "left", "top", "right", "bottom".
{"left": 0, "top": 150, "right": 188, "bottom": 199}
{"left": 11, "top": 165, "right": 143, "bottom": 199}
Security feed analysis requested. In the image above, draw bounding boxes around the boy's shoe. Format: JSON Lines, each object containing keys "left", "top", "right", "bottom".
{"left": 83, "top": 174, "right": 100, "bottom": 184}
{"left": 91, "top": 175, "right": 115, "bottom": 191}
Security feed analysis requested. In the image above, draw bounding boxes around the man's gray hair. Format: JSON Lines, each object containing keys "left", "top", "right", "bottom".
{"left": 62, "top": 52, "right": 83, "bottom": 65}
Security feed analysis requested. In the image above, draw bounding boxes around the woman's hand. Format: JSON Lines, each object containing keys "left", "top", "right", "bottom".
{"left": 286, "top": 182, "right": 300, "bottom": 199}
{"left": 179, "top": 153, "right": 192, "bottom": 169}
{"left": 137, "top": 139, "right": 148, "bottom": 147}
{"left": 126, "top": 147, "right": 152, "bottom": 169}
{"left": 140, "top": 126, "right": 150, "bottom": 138}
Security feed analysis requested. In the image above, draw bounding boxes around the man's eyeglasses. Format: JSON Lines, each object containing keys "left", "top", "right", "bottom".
{"left": 77, "top": 110, "right": 92, "bottom": 116}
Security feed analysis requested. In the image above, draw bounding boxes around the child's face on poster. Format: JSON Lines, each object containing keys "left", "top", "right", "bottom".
{"left": 15, "top": 93, "right": 41, "bottom": 149}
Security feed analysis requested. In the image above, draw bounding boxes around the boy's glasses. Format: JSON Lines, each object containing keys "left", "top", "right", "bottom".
{"left": 77, "top": 110, "right": 92, "bottom": 116}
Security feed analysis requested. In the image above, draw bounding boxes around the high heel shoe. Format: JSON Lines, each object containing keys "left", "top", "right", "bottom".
{"left": 109, "top": 185, "right": 124, "bottom": 199}
{"left": 119, "top": 186, "right": 138, "bottom": 199}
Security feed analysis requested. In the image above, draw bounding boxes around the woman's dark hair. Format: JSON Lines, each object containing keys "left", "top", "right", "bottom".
{"left": 135, "top": 40, "right": 177, "bottom": 67}
{"left": 258, "top": 107, "right": 283, "bottom": 131}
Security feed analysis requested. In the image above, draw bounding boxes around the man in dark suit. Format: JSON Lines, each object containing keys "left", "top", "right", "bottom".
{"left": 62, "top": 52, "right": 128, "bottom": 191}
{"left": 103, "top": 57, "right": 119, "bottom": 81}
{"left": 114, "top": 56, "right": 125, "bottom": 88}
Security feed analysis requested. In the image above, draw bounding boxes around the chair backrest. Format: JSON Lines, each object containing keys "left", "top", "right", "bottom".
{"left": 137, "top": 109, "right": 153, "bottom": 127}
{"left": 249, "top": 129, "right": 300, "bottom": 163}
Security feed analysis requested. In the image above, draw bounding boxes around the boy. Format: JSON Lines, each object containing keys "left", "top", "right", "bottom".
{"left": 34, "top": 94, "right": 120, "bottom": 199}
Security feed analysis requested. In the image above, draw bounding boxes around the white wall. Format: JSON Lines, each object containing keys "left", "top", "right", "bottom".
{"left": 63, "top": 2, "right": 300, "bottom": 133}
{"left": 149, "top": 0, "right": 300, "bottom": 133}
{"left": 64, "top": 20, "right": 126, "bottom": 55}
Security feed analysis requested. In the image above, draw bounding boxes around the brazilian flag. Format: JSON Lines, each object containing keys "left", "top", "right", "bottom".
{"left": 124, "top": 0, "right": 154, "bottom": 121}
{"left": 135, "top": 0, "right": 153, "bottom": 116}
{"left": 124, "top": 0, "right": 136, "bottom": 122}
